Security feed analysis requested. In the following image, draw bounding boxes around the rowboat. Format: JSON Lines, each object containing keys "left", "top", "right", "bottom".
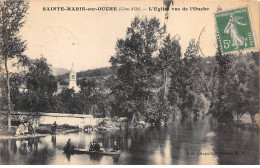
{"left": 63, "top": 147, "right": 120, "bottom": 156}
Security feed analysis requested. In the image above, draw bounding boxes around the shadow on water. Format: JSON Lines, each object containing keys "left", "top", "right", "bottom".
{"left": 0, "top": 117, "right": 258, "bottom": 165}
{"left": 51, "top": 135, "right": 56, "bottom": 147}
{"left": 65, "top": 152, "right": 71, "bottom": 161}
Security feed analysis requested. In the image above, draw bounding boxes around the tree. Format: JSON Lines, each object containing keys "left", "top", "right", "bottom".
{"left": 109, "top": 16, "right": 166, "bottom": 123}
{"left": 157, "top": 34, "right": 181, "bottom": 98}
{"left": 56, "top": 88, "right": 82, "bottom": 114}
{"left": 210, "top": 39, "right": 235, "bottom": 123}
{"left": 79, "top": 78, "right": 98, "bottom": 114}
{"left": 168, "top": 39, "right": 203, "bottom": 118}
{"left": 248, "top": 52, "right": 260, "bottom": 124}
{"left": 7, "top": 72, "right": 26, "bottom": 111}
{"left": 225, "top": 52, "right": 259, "bottom": 124}
{"left": 21, "top": 57, "right": 57, "bottom": 112}
{"left": 0, "top": 0, "right": 29, "bottom": 130}
{"left": 146, "top": 34, "right": 182, "bottom": 124}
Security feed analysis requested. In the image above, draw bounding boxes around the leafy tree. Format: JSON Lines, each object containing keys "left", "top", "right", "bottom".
{"left": 20, "top": 57, "right": 57, "bottom": 112}
{"left": 110, "top": 16, "right": 166, "bottom": 123}
{"left": 144, "top": 90, "right": 171, "bottom": 125}
{"left": 168, "top": 39, "right": 203, "bottom": 118}
{"left": 56, "top": 88, "right": 81, "bottom": 114}
{"left": 9, "top": 72, "right": 26, "bottom": 111}
{"left": 96, "top": 94, "right": 112, "bottom": 117}
{"left": 0, "top": 0, "right": 29, "bottom": 130}
{"left": 210, "top": 39, "right": 235, "bottom": 123}
{"left": 1, "top": 72, "right": 24, "bottom": 111}
{"left": 56, "top": 77, "right": 113, "bottom": 116}
{"left": 79, "top": 78, "right": 103, "bottom": 115}
{"left": 147, "top": 34, "right": 182, "bottom": 124}
{"left": 157, "top": 34, "right": 181, "bottom": 98}
{"left": 225, "top": 52, "right": 259, "bottom": 124}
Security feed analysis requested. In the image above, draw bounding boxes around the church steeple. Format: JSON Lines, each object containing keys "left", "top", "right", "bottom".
{"left": 70, "top": 63, "right": 76, "bottom": 74}
{"left": 69, "top": 63, "right": 76, "bottom": 81}
{"left": 68, "top": 63, "right": 80, "bottom": 93}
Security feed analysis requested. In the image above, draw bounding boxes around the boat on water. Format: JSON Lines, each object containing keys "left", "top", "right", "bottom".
{"left": 63, "top": 147, "right": 120, "bottom": 156}
{"left": 97, "top": 126, "right": 108, "bottom": 131}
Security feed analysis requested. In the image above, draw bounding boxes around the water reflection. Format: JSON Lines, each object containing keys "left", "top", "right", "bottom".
{"left": 214, "top": 125, "right": 259, "bottom": 165}
{"left": 65, "top": 152, "right": 71, "bottom": 161}
{"left": 51, "top": 135, "right": 56, "bottom": 147}
{"left": 0, "top": 117, "right": 258, "bottom": 165}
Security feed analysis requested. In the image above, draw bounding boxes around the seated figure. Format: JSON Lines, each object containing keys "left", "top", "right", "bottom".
{"left": 24, "top": 122, "right": 29, "bottom": 134}
{"left": 98, "top": 142, "right": 105, "bottom": 152}
{"left": 93, "top": 142, "right": 100, "bottom": 151}
{"left": 18, "top": 123, "right": 25, "bottom": 135}
{"left": 15, "top": 127, "right": 20, "bottom": 136}
{"left": 89, "top": 142, "right": 95, "bottom": 151}
{"left": 112, "top": 141, "right": 119, "bottom": 152}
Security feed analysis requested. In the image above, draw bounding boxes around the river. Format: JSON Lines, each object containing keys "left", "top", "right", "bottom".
{"left": 0, "top": 117, "right": 259, "bottom": 165}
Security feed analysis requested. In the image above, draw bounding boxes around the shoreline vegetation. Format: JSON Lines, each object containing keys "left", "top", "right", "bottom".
{"left": 0, "top": 128, "right": 79, "bottom": 140}
{"left": 0, "top": 1, "right": 259, "bottom": 135}
{"left": 1, "top": 113, "right": 259, "bottom": 140}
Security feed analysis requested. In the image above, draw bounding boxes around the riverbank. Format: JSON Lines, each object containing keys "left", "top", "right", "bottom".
{"left": 233, "top": 113, "right": 260, "bottom": 129}
{"left": 95, "top": 117, "right": 151, "bottom": 130}
{"left": 96, "top": 113, "right": 260, "bottom": 131}
{"left": 0, "top": 129, "right": 79, "bottom": 140}
{"left": 1, "top": 113, "right": 259, "bottom": 140}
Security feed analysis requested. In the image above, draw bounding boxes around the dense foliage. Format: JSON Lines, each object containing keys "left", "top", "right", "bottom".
{"left": 0, "top": 0, "right": 29, "bottom": 130}
{"left": 109, "top": 16, "right": 166, "bottom": 124}
{"left": 2, "top": 58, "right": 57, "bottom": 112}
{"left": 1, "top": 15, "right": 259, "bottom": 127}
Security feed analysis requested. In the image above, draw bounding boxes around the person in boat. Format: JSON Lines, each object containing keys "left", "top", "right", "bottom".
{"left": 93, "top": 141, "right": 100, "bottom": 151}
{"left": 112, "top": 141, "right": 119, "bottom": 152}
{"left": 89, "top": 142, "right": 95, "bottom": 151}
{"left": 98, "top": 142, "right": 105, "bottom": 152}
{"left": 66, "top": 138, "right": 74, "bottom": 151}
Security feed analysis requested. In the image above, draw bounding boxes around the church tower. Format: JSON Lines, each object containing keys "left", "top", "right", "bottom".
{"left": 68, "top": 63, "right": 80, "bottom": 93}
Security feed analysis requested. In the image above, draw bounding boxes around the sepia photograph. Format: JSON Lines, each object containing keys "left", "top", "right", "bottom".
{"left": 0, "top": 0, "right": 259, "bottom": 165}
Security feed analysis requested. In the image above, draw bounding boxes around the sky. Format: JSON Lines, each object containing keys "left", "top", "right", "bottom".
{"left": 18, "top": 0, "right": 260, "bottom": 72}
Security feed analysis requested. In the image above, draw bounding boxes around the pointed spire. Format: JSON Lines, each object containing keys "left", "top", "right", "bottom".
{"left": 70, "top": 63, "right": 76, "bottom": 73}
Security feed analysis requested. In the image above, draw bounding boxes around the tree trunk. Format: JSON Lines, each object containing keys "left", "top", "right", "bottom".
{"left": 250, "top": 113, "right": 256, "bottom": 125}
{"left": 163, "top": 70, "right": 167, "bottom": 99}
{"left": 4, "top": 57, "right": 12, "bottom": 131}
{"left": 129, "top": 113, "right": 135, "bottom": 125}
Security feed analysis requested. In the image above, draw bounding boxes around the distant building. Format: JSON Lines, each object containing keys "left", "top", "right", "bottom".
{"left": 68, "top": 63, "right": 80, "bottom": 92}
{"left": 56, "top": 63, "right": 80, "bottom": 94}
{"left": 56, "top": 83, "right": 67, "bottom": 95}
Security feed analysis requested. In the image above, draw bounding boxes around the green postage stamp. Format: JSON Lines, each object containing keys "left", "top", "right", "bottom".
{"left": 215, "top": 7, "right": 256, "bottom": 53}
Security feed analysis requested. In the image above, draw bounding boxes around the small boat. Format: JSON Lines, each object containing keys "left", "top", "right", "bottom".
{"left": 63, "top": 147, "right": 120, "bottom": 156}
{"left": 97, "top": 127, "right": 108, "bottom": 131}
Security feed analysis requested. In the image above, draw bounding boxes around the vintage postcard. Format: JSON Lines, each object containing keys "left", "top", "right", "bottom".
{"left": 0, "top": 0, "right": 259, "bottom": 165}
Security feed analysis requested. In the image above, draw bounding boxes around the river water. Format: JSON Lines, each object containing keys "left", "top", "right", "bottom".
{"left": 0, "top": 117, "right": 259, "bottom": 165}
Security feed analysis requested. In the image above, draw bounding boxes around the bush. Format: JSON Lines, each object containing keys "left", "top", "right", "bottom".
{"left": 35, "top": 125, "right": 52, "bottom": 134}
